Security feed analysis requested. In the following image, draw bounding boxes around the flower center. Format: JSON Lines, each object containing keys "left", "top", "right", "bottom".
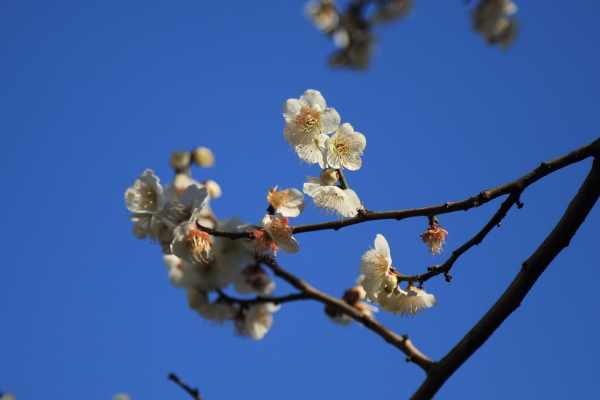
{"left": 295, "top": 106, "right": 322, "bottom": 132}
{"left": 269, "top": 218, "right": 292, "bottom": 242}
{"left": 332, "top": 137, "right": 352, "bottom": 156}
{"left": 267, "top": 190, "right": 291, "bottom": 210}
{"left": 139, "top": 186, "right": 156, "bottom": 209}
{"left": 188, "top": 229, "right": 212, "bottom": 262}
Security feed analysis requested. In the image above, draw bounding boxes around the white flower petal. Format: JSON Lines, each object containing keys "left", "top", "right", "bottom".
{"left": 320, "top": 108, "right": 341, "bottom": 133}
{"left": 299, "top": 89, "right": 326, "bottom": 110}
{"left": 282, "top": 98, "right": 302, "bottom": 118}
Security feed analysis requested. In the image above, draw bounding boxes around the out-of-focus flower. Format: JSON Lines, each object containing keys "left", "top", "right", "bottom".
{"left": 254, "top": 214, "right": 299, "bottom": 257}
{"left": 202, "top": 179, "right": 222, "bottom": 199}
{"left": 305, "top": 0, "right": 339, "bottom": 33}
{"left": 0, "top": 394, "right": 17, "bottom": 400}
{"left": 472, "top": 0, "right": 518, "bottom": 49}
{"left": 327, "top": 123, "right": 366, "bottom": 170}
{"left": 192, "top": 146, "right": 215, "bottom": 167}
{"left": 187, "top": 288, "right": 208, "bottom": 311}
{"left": 112, "top": 394, "right": 131, "bottom": 400}
{"left": 213, "top": 216, "right": 255, "bottom": 272}
{"left": 125, "top": 169, "right": 165, "bottom": 214}
{"left": 164, "top": 173, "right": 201, "bottom": 202}
{"left": 163, "top": 254, "right": 201, "bottom": 289}
{"left": 267, "top": 187, "right": 305, "bottom": 217}
{"left": 330, "top": 33, "right": 377, "bottom": 70}
{"left": 170, "top": 150, "right": 191, "bottom": 171}
{"left": 386, "top": 284, "right": 437, "bottom": 317}
{"left": 198, "top": 299, "right": 238, "bottom": 324}
{"left": 294, "top": 133, "right": 329, "bottom": 168}
{"left": 420, "top": 223, "right": 448, "bottom": 256}
{"left": 171, "top": 210, "right": 213, "bottom": 264}
{"left": 303, "top": 175, "right": 361, "bottom": 218}
{"left": 282, "top": 90, "right": 340, "bottom": 146}
{"left": 372, "top": 0, "right": 413, "bottom": 25}
{"left": 360, "top": 234, "right": 394, "bottom": 302}
{"left": 238, "top": 303, "right": 281, "bottom": 340}
{"left": 234, "top": 264, "right": 275, "bottom": 296}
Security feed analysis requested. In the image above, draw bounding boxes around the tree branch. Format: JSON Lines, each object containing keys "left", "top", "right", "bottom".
{"left": 216, "top": 290, "right": 310, "bottom": 306}
{"left": 409, "top": 154, "right": 600, "bottom": 400}
{"left": 168, "top": 373, "right": 204, "bottom": 400}
{"left": 260, "top": 258, "right": 435, "bottom": 371}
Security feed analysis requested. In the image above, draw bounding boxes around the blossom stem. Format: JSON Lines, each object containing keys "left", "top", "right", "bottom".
{"left": 337, "top": 168, "right": 350, "bottom": 190}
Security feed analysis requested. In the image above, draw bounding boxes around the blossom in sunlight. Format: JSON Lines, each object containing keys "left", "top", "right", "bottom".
{"left": 282, "top": 90, "right": 340, "bottom": 146}
{"left": 327, "top": 123, "right": 366, "bottom": 170}
{"left": 267, "top": 187, "right": 305, "bottom": 217}
{"left": 171, "top": 210, "right": 213, "bottom": 264}
{"left": 294, "top": 133, "right": 329, "bottom": 168}
{"left": 163, "top": 254, "right": 201, "bottom": 289}
{"left": 124, "top": 169, "right": 165, "bottom": 214}
{"left": 192, "top": 146, "right": 215, "bottom": 167}
{"left": 360, "top": 234, "right": 394, "bottom": 302}
{"left": 170, "top": 150, "right": 191, "bottom": 171}
{"left": 253, "top": 214, "right": 299, "bottom": 257}
{"left": 238, "top": 303, "right": 281, "bottom": 340}
{"left": 386, "top": 284, "right": 437, "bottom": 317}
{"left": 303, "top": 175, "right": 362, "bottom": 218}
{"left": 305, "top": 0, "right": 339, "bottom": 33}
{"left": 203, "top": 179, "right": 222, "bottom": 199}
{"left": 420, "top": 224, "right": 449, "bottom": 256}
{"left": 164, "top": 173, "right": 201, "bottom": 202}
{"left": 472, "top": 0, "right": 518, "bottom": 49}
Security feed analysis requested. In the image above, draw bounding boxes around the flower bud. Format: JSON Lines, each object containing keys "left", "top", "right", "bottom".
{"left": 203, "top": 179, "right": 222, "bottom": 199}
{"left": 187, "top": 288, "right": 208, "bottom": 311}
{"left": 383, "top": 274, "right": 398, "bottom": 293}
{"left": 192, "top": 146, "right": 215, "bottom": 167}
{"left": 320, "top": 168, "right": 339, "bottom": 185}
{"left": 170, "top": 150, "right": 191, "bottom": 171}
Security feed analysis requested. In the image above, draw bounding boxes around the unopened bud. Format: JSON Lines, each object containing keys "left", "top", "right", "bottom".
{"left": 192, "top": 147, "right": 215, "bottom": 167}
{"left": 320, "top": 168, "right": 339, "bottom": 185}
{"left": 170, "top": 150, "right": 191, "bottom": 171}
{"left": 383, "top": 274, "right": 398, "bottom": 293}
{"left": 203, "top": 179, "right": 222, "bottom": 199}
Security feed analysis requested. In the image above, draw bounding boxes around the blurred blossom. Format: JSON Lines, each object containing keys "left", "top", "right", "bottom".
{"left": 372, "top": 0, "right": 413, "bottom": 25}
{"left": 386, "top": 284, "right": 437, "bottom": 317}
{"left": 327, "top": 123, "right": 366, "bottom": 170}
{"left": 164, "top": 173, "right": 201, "bottom": 202}
{"left": 333, "top": 27, "right": 350, "bottom": 49}
{"left": 170, "top": 150, "right": 191, "bottom": 171}
{"left": 199, "top": 299, "right": 239, "bottom": 324}
{"left": 303, "top": 175, "right": 362, "bottom": 218}
{"left": 0, "top": 394, "right": 17, "bottom": 400}
{"left": 202, "top": 179, "right": 222, "bottom": 199}
{"left": 124, "top": 169, "right": 165, "bottom": 214}
{"left": 282, "top": 90, "right": 341, "bottom": 146}
{"left": 267, "top": 187, "right": 305, "bottom": 217}
{"left": 192, "top": 146, "right": 215, "bottom": 167}
{"left": 472, "top": 0, "right": 519, "bottom": 49}
{"left": 187, "top": 288, "right": 209, "bottom": 312}
{"left": 234, "top": 264, "right": 275, "bottom": 295}
{"left": 112, "top": 394, "right": 131, "bottom": 400}
{"left": 237, "top": 303, "right": 281, "bottom": 340}
{"left": 330, "top": 34, "right": 377, "bottom": 70}
{"left": 305, "top": 0, "right": 339, "bottom": 33}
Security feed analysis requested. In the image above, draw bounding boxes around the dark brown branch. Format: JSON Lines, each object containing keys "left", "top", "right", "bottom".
{"left": 415, "top": 191, "right": 522, "bottom": 283}
{"left": 260, "top": 258, "right": 435, "bottom": 372}
{"left": 216, "top": 290, "right": 310, "bottom": 306}
{"left": 409, "top": 155, "right": 600, "bottom": 400}
{"left": 291, "top": 138, "right": 600, "bottom": 235}
{"left": 168, "top": 373, "right": 204, "bottom": 400}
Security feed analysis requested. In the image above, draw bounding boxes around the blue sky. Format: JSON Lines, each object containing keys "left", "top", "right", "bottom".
{"left": 1, "top": 1, "right": 599, "bottom": 399}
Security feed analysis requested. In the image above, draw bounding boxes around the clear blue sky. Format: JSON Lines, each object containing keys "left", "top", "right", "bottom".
{"left": 1, "top": 1, "right": 599, "bottom": 399}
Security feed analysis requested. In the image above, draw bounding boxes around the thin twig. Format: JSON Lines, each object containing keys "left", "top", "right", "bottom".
{"left": 409, "top": 155, "right": 600, "bottom": 400}
{"left": 168, "top": 373, "right": 204, "bottom": 400}
{"left": 260, "top": 258, "right": 435, "bottom": 372}
{"left": 216, "top": 289, "right": 310, "bottom": 306}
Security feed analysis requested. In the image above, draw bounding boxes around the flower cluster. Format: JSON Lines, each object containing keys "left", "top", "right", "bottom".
{"left": 282, "top": 90, "right": 365, "bottom": 218}
{"left": 125, "top": 154, "right": 285, "bottom": 340}
{"left": 359, "top": 234, "right": 437, "bottom": 317}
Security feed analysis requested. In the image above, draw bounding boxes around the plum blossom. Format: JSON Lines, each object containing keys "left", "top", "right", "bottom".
{"left": 294, "top": 133, "right": 329, "bottom": 168}
{"left": 359, "top": 234, "right": 394, "bottom": 302}
{"left": 124, "top": 169, "right": 165, "bottom": 214}
{"left": 236, "top": 303, "right": 281, "bottom": 340}
{"left": 234, "top": 264, "right": 275, "bottom": 296}
{"left": 305, "top": 0, "right": 339, "bottom": 33}
{"left": 282, "top": 90, "right": 340, "bottom": 146}
{"left": 171, "top": 208, "right": 213, "bottom": 264}
{"left": 303, "top": 175, "right": 361, "bottom": 218}
{"left": 253, "top": 214, "right": 299, "bottom": 257}
{"left": 420, "top": 224, "right": 449, "bottom": 256}
{"left": 472, "top": 0, "right": 518, "bottom": 49}
{"left": 386, "top": 284, "right": 437, "bottom": 317}
{"left": 267, "top": 187, "right": 305, "bottom": 217}
{"left": 327, "top": 123, "right": 366, "bottom": 170}
{"left": 192, "top": 146, "right": 215, "bottom": 167}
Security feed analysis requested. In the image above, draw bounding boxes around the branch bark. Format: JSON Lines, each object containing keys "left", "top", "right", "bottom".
{"left": 409, "top": 155, "right": 600, "bottom": 400}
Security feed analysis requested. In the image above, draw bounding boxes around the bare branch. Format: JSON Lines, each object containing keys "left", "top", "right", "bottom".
{"left": 260, "top": 258, "right": 435, "bottom": 372}
{"left": 409, "top": 154, "right": 600, "bottom": 400}
{"left": 168, "top": 373, "right": 204, "bottom": 400}
{"left": 216, "top": 290, "right": 310, "bottom": 306}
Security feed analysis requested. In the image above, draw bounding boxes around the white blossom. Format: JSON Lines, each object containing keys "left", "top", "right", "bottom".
{"left": 359, "top": 234, "right": 393, "bottom": 302}
{"left": 163, "top": 254, "right": 201, "bottom": 289}
{"left": 327, "top": 123, "right": 366, "bottom": 170}
{"left": 233, "top": 264, "right": 275, "bottom": 296}
{"left": 282, "top": 90, "right": 340, "bottom": 146}
{"left": 187, "top": 288, "right": 208, "bottom": 312}
{"left": 267, "top": 187, "right": 305, "bottom": 218}
{"left": 171, "top": 210, "right": 213, "bottom": 264}
{"left": 294, "top": 133, "right": 329, "bottom": 168}
{"left": 257, "top": 214, "right": 299, "bottom": 255}
{"left": 386, "top": 285, "right": 437, "bottom": 317}
{"left": 303, "top": 176, "right": 361, "bottom": 218}
{"left": 198, "top": 299, "right": 238, "bottom": 324}
{"left": 124, "top": 169, "right": 165, "bottom": 214}
{"left": 305, "top": 0, "right": 339, "bottom": 33}
{"left": 192, "top": 146, "right": 215, "bottom": 167}
{"left": 244, "top": 303, "right": 281, "bottom": 340}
